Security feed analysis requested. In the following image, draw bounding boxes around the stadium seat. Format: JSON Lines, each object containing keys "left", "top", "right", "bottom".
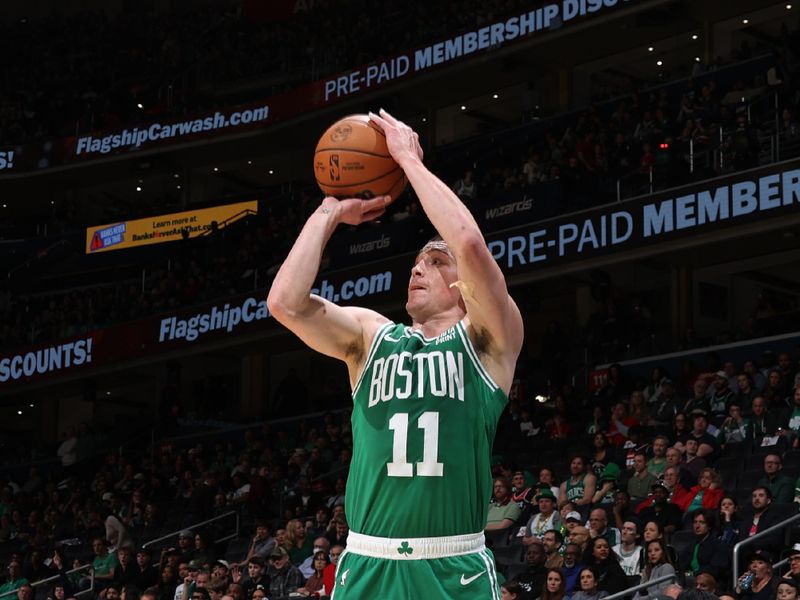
{"left": 738, "top": 469, "right": 765, "bottom": 491}
{"left": 783, "top": 451, "right": 800, "bottom": 471}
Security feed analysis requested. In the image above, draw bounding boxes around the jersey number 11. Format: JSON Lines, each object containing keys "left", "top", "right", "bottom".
{"left": 387, "top": 411, "right": 444, "bottom": 477}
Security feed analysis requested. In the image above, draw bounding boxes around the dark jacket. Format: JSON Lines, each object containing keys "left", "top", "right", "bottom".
{"left": 737, "top": 505, "right": 786, "bottom": 554}
{"left": 678, "top": 533, "right": 729, "bottom": 578}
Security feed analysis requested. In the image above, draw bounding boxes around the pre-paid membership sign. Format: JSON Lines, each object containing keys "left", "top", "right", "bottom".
{"left": 85, "top": 200, "right": 258, "bottom": 253}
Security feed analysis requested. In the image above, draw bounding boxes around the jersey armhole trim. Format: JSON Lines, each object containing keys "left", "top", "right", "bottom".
{"left": 455, "top": 321, "right": 499, "bottom": 392}
{"left": 351, "top": 321, "right": 395, "bottom": 398}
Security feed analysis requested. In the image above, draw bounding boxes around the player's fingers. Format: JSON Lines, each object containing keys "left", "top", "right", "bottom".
{"left": 378, "top": 108, "right": 401, "bottom": 126}
{"left": 368, "top": 111, "right": 391, "bottom": 131}
{"left": 360, "top": 196, "right": 390, "bottom": 215}
{"left": 362, "top": 208, "right": 386, "bottom": 222}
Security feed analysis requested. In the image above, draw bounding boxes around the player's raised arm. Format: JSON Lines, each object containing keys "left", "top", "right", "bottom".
{"left": 267, "top": 196, "right": 391, "bottom": 373}
{"left": 369, "top": 109, "right": 523, "bottom": 387}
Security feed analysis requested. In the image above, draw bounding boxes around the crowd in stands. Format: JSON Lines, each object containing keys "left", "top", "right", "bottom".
{"left": 2, "top": 348, "right": 800, "bottom": 599}
{"left": 488, "top": 348, "right": 800, "bottom": 600}
{"left": 5, "top": 42, "right": 800, "bottom": 360}
{"left": 0, "top": 0, "right": 539, "bottom": 148}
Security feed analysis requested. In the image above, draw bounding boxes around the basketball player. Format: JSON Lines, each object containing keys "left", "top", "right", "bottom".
{"left": 267, "top": 109, "right": 523, "bottom": 599}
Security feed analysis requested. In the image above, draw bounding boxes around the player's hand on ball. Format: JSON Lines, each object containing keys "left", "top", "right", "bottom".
{"left": 323, "top": 195, "right": 391, "bottom": 226}
{"left": 369, "top": 109, "right": 423, "bottom": 165}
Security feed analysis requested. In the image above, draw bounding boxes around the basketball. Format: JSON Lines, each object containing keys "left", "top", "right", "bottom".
{"left": 314, "top": 114, "right": 407, "bottom": 201}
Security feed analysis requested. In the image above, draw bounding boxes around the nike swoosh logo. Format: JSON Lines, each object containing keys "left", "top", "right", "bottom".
{"left": 460, "top": 571, "right": 485, "bottom": 585}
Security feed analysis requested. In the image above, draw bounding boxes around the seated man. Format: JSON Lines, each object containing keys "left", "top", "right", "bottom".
{"left": 523, "top": 489, "right": 561, "bottom": 542}
{"left": 486, "top": 477, "right": 522, "bottom": 531}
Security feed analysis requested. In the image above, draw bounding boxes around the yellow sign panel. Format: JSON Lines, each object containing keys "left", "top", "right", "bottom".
{"left": 85, "top": 200, "right": 258, "bottom": 253}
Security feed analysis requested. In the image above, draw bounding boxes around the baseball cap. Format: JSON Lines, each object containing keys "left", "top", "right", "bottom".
{"left": 749, "top": 549, "right": 773, "bottom": 564}
{"left": 565, "top": 511, "right": 582, "bottom": 522}
{"left": 188, "top": 560, "right": 203, "bottom": 570}
{"left": 270, "top": 546, "right": 288, "bottom": 560}
{"left": 178, "top": 530, "right": 193, "bottom": 539}
{"left": 102, "top": 492, "right": 113, "bottom": 501}
{"left": 536, "top": 489, "right": 556, "bottom": 502}
{"left": 599, "top": 463, "right": 620, "bottom": 483}
{"left": 214, "top": 559, "right": 229, "bottom": 569}
{"left": 715, "top": 370, "right": 727, "bottom": 379}
{"left": 789, "top": 543, "right": 800, "bottom": 557}
{"left": 651, "top": 481, "right": 669, "bottom": 492}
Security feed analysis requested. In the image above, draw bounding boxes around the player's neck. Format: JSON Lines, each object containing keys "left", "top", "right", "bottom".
{"left": 410, "top": 311, "right": 463, "bottom": 339}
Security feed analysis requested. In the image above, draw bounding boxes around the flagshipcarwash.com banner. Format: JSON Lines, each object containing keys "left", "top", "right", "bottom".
{"left": 85, "top": 200, "right": 258, "bottom": 253}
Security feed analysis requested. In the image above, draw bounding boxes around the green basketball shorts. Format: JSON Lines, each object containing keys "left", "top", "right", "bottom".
{"left": 330, "top": 531, "right": 500, "bottom": 600}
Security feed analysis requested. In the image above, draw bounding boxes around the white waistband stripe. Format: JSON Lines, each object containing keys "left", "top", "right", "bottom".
{"left": 346, "top": 531, "right": 486, "bottom": 560}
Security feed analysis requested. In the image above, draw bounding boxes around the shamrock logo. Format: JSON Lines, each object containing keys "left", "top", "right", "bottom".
{"left": 397, "top": 541, "right": 414, "bottom": 555}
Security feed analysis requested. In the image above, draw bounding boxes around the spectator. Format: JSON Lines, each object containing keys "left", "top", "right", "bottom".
{"left": 708, "top": 371, "right": 734, "bottom": 418}
{"left": 781, "top": 385, "right": 800, "bottom": 444}
{"left": 524, "top": 489, "right": 561, "bottom": 544}
{"left": 321, "top": 545, "right": 343, "bottom": 597}
{"left": 736, "top": 373, "right": 759, "bottom": 408}
{"left": 511, "top": 471, "right": 536, "bottom": 514}
{"left": 720, "top": 401, "right": 749, "bottom": 446}
{"left": 647, "top": 436, "right": 670, "bottom": 477}
{"left": 571, "top": 567, "right": 609, "bottom": 600}
{"left": 591, "top": 464, "right": 620, "bottom": 507}
{"left": 607, "top": 402, "right": 638, "bottom": 446}
{"left": 295, "top": 551, "right": 328, "bottom": 597}
{"left": 559, "top": 456, "right": 597, "bottom": 514}
{"left": 502, "top": 581, "right": 524, "bottom": 600}
{"left": 695, "top": 573, "right": 717, "bottom": 593}
{"left": 285, "top": 520, "right": 313, "bottom": 566}
{"left": 0, "top": 561, "right": 29, "bottom": 596}
{"left": 542, "top": 530, "right": 565, "bottom": 569}
{"left": 324, "top": 518, "right": 349, "bottom": 549}
{"left": 515, "top": 542, "right": 547, "bottom": 599}
{"left": 678, "top": 509, "right": 728, "bottom": 579}
{"left": 640, "top": 539, "right": 676, "bottom": 597}
{"left": 628, "top": 452, "right": 657, "bottom": 503}
{"left": 265, "top": 547, "right": 303, "bottom": 598}
{"left": 777, "top": 580, "right": 799, "bottom": 600}
{"left": 562, "top": 542, "right": 585, "bottom": 595}
{"left": 674, "top": 467, "right": 724, "bottom": 513}
{"left": 540, "top": 568, "right": 567, "bottom": 600}
{"left": 736, "top": 549, "right": 778, "bottom": 600}
{"left": 738, "top": 487, "right": 785, "bottom": 555}
{"left": 297, "top": 537, "right": 329, "bottom": 579}
{"left": 651, "top": 379, "right": 679, "bottom": 427}
{"left": 452, "top": 170, "right": 477, "bottom": 202}
{"left": 487, "top": 477, "right": 522, "bottom": 531}
{"left": 750, "top": 397, "right": 778, "bottom": 444}
{"left": 686, "top": 413, "right": 720, "bottom": 459}
{"left": 612, "top": 520, "right": 643, "bottom": 577}
{"left": 91, "top": 538, "right": 119, "bottom": 589}
{"left": 240, "top": 557, "right": 267, "bottom": 600}
{"left": 681, "top": 439, "right": 707, "bottom": 483}
{"left": 610, "top": 490, "right": 637, "bottom": 533}
{"left": 583, "top": 537, "right": 628, "bottom": 595}
{"left": 682, "top": 380, "right": 711, "bottom": 416}
{"left": 590, "top": 434, "right": 616, "bottom": 479}
{"left": 637, "top": 482, "right": 683, "bottom": 536}
{"left": 570, "top": 526, "right": 591, "bottom": 553}
{"left": 717, "top": 495, "right": 742, "bottom": 546}
{"left": 588, "top": 508, "right": 620, "bottom": 547}
{"left": 757, "top": 454, "right": 794, "bottom": 503}
{"left": 241, "top": 521, "right": 275, "bottom": 565}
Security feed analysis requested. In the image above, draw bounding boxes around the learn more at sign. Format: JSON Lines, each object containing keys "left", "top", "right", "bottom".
{"left": 85, "top": 200, "right": 258, "bottom": 253}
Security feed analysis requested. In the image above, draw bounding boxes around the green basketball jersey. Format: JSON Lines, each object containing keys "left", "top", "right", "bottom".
{"left": 347, "top": 320, "right": 508, "bottom": 538}
{"left": 565, "top": 474, "right": 586, "bottom": 503}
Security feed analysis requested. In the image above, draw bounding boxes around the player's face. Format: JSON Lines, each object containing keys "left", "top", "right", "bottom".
{"left": 406, "top": 250, "right": 461, "bottom": 319}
